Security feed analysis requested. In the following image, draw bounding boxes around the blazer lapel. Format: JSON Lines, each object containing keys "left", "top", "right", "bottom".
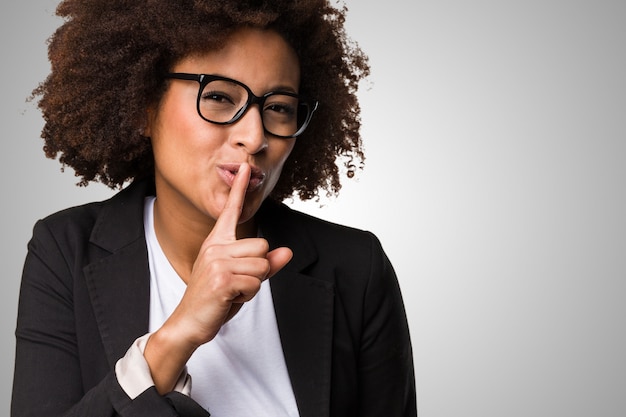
{"left": 83, "top": 180, "right": 153, "bottom": 367}
{"left": 271, "top": 271, "right": 334, "bottom": 417}
{"left": 259, "top": 201, "right": 335, "bottom": 417}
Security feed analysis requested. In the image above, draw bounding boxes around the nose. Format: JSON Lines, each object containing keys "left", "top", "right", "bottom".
{"left": 229, "top": 105, "right": 268, "bottom": 154}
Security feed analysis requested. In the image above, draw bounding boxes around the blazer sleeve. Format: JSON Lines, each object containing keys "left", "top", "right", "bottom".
{"left": 11, "top": 220, "right": 209, "bottom": 417}
{"left": 357, "top": 232, "right": 417, "bottom": 417}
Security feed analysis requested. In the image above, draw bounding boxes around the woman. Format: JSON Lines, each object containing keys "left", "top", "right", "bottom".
{"left": 12, "top": 0, "right": 416, "bottom": 416}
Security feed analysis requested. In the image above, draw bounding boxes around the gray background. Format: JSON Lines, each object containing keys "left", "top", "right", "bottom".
{"left": 2, "top": 0, "right": 625, "bottom": 415}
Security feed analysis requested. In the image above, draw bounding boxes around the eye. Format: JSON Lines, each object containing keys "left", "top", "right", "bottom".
{"left": 264, "top": 102, "right": 297, "bottom": 116}
{"left": 201, "top": 91, "right": 235, "bottom": 106}
{"left": 264, "top": 94, "right": 299, "bottom": 118}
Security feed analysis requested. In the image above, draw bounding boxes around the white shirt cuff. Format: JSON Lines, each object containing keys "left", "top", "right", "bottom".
{"left": 115, "top": 333, "right": 192, "bottom": 399}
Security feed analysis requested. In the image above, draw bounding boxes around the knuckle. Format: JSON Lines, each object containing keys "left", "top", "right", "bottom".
{"left": 206, "top": 270, "right": 230, "bottom": 289}
{"left": 258, "top": 258, "right": 271, "bottom": 276}
{"left": 202, "top": 243, "right": 229, "bottom": 258}
{"left": 251, "top": 238, "right": 270, "bottom": 254}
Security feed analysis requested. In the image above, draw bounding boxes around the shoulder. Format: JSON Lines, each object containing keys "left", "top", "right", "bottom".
{"left": 260, "top": 199, "right": 381, "bottom": 251}
{"left": 28, "top": 200, "right": 106, "bottom": 267}
{"left": 258, "top": 200, "right": 389, "bottom": 281}
{"left": 262, "top": 202, "right": 402, "bottom": 323}
{"left": 30, "top": 178, "right": 153, "bottom": 253}
{"left": 34, "top": 200, "right": 104, "bottom": 238}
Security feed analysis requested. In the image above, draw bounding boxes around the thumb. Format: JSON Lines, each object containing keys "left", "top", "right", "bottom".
{"left": 266, "top": 247, "right": 293, "bottom": 278}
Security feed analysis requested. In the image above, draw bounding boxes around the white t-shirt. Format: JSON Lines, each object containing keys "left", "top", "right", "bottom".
{"left": 143, "top": 196, "right": 299, "bottom": 416}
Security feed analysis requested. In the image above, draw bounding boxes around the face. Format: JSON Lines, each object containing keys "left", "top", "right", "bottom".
{"left": 146, "top": 27, "right": 300, "bottom": 232}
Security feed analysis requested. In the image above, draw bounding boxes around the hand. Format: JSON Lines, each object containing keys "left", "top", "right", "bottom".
{"left": 176, "top": 162, "right": 293, "bottom": 346}
{"left": 144, "top": 163, "right": 292, "bottom": 393}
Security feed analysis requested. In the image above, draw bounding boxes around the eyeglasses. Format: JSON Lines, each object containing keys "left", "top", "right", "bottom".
{"left": 164, "top": 73, "right": 319, "bottom": 138}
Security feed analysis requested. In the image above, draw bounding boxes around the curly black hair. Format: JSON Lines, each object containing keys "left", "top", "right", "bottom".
{"left": 33, "top": 0, "right": 369, "bottom": 201}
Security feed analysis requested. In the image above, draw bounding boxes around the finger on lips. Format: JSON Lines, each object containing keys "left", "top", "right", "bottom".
{"left": 211, "top": 162, "right": 251, "bottom": 241}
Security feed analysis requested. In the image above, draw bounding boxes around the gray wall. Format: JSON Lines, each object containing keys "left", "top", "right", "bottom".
{"left": 2, "top": 0, "right": 625, "bottom": 415}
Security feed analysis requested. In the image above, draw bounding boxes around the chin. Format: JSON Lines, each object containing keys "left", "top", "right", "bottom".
{"left": 240, "top": 203, "right": 259, "bottom": 223}
{"left": 241, "top": 194, "right": 266, "bottom": 222}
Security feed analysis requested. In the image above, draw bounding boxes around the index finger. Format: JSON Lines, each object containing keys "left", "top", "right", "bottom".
{"left": 211, "top": 162, "right": 251, "bottom": 241}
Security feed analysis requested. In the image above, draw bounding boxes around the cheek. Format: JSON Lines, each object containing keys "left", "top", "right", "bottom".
{"left": 265, "top": 141, "right": 296, "bottom": 187}
{"left": 151, "top": 110, "right": 214, "bottom": 163}
{"left": 277, "top": 140, "right": 296, "bottom": 164}
{"left": 271, "top": 140, "right": 296, "bottom": 171}
{"left": 148, "top": 88, "right": 205, "bottom": 145}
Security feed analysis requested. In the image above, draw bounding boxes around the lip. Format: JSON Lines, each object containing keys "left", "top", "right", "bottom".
{"left": 217, "top": 163, "right": 266, "bottom": 192}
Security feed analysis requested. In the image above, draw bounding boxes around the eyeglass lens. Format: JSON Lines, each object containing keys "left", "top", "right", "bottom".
{"left": 199, "top": 79, "right": 311, "bottom": 137}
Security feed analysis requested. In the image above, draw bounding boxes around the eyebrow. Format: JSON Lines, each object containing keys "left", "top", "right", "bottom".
{"left": 209, "top": 73, "right": 298, "bottom": 94}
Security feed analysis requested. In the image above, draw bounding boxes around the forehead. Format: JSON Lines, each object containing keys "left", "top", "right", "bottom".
{"left": 175, "top": 27, "right": 301, "bottom": 92}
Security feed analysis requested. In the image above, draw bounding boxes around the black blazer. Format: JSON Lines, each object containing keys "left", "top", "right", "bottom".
{"left": 12, "top": 179, "right": 416, "bottom": 417}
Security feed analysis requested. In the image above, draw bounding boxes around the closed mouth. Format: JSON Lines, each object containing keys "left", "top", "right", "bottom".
{"left": 218, "top": 163, "right": 266, "bottom": 191}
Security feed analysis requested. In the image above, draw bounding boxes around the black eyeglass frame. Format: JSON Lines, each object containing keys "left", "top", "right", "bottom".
{"left": 164, "top": 73, "right": 319, "bottom": 139}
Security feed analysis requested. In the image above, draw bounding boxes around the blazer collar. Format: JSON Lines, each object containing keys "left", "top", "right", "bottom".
{"left": 258, "top": 202, "right": 335, "bottom": 417}
{"left": 84, "top": 181, "right": 335, "bottom": 417}
{"left": 84, "top": 179, "right": 155, "bottom": 366}
{"left": 90, "top": 178, "right": 155, "bottom": 252}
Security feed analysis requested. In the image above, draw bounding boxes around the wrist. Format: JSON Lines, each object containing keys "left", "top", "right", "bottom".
{"left": 144, "top": 325, "right": 197, "bottom": 394}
